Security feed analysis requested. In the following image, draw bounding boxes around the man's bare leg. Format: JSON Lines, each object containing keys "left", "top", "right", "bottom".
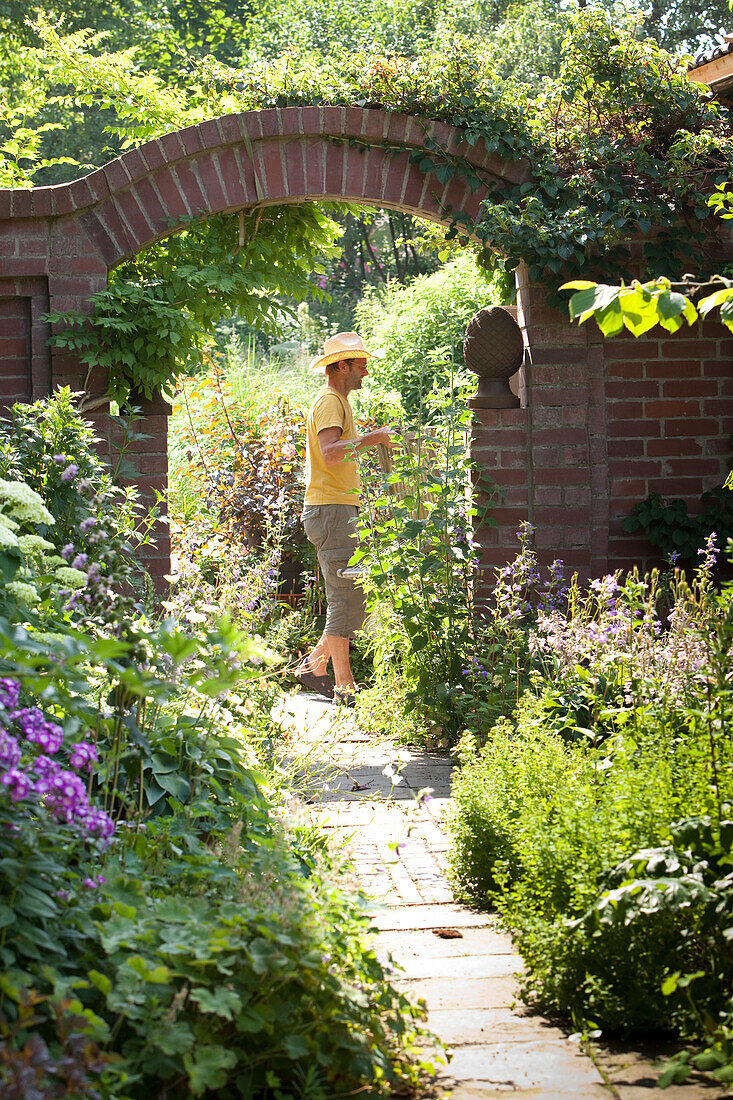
{"left": 325, "top": 634, "right": 356, "bottom": 691}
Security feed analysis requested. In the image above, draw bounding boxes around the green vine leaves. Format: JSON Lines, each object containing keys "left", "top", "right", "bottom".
{"left": 28, "top": 9, "right": 733, "bottom": 287}
{"left": 561, "top": 184, "right": 733, "bottom": 337}
{"left": 47, "top": 206, "right": 340, "bottom": 405}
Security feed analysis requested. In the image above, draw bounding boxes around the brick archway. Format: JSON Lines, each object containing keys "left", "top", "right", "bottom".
{"left": 1, "top": 106, "right": 732, "bottom": 586}
{"left": 0, "top": 107, "right": 529, "bottom": 403}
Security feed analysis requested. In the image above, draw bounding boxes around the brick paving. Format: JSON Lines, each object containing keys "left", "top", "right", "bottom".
{"left": 276, "top": 692, "right": 726, "bottom": 1099}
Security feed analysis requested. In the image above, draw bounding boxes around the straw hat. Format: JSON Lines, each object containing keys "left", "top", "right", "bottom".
{"left": 308, "top": 331, "right": 381, "bottom": 373}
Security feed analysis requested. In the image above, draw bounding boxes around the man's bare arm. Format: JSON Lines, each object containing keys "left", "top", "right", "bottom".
{"left": 318, "top": 425, "right": 393, "bottom": 468}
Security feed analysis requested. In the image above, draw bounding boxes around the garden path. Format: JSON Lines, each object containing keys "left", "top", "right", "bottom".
{"left": 275, "top": 691, "right": 726, "bottom": 1100}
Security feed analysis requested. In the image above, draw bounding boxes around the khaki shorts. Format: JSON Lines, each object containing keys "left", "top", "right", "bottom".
{"left": 302, "top": 504, "right": 365, "bottom": 638}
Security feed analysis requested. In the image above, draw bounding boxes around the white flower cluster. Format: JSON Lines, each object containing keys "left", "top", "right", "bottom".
{"left": 54, "top": 566, "right": 88, "bottom": 589}
{"left": 0, "top": 525, "right": 19, "bottom": 550}
{"left": 18, "top": 534, "right": 56, "bottom": 555}
{"left": 0, "top": 513, "right": 18, "bottom": 531}
{"left": 5, "top": 580, "right": 40, "bottom": 605}
{"left": 0, "top": 480, "right": 55, "bottom": 526}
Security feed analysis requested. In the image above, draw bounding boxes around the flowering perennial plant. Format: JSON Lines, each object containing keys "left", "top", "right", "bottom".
{"left": 0, "top": 677, "right": 112, "bottom": 840}
{"left": 529, "top": 544, "right": 719, "bottom": 720}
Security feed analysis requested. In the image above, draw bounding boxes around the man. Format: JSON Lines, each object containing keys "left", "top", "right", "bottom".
{"left": 294, "top": 332, "right": 392, "bottom": 706}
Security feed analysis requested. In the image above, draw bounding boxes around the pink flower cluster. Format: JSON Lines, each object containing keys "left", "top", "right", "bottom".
{"left": 0, "top": 677, "right": 114, "bottom": 842}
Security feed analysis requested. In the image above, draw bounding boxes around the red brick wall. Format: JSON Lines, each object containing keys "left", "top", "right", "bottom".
{"left": 0, "top": 296, "right": 32, "bottom": 403}
{"left": 604, "top": 320, "right": 733, "bottom": 571}
{"left": 470, "top": 266, "right": 733, "bottom": 588}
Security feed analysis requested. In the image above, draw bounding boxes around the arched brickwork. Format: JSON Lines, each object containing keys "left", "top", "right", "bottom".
{"left": 0, "top": 105, "right": 731, "bottom": 586}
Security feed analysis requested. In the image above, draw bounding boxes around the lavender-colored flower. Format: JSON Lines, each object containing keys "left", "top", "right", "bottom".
{"left": 82, "top": 875, "right": 105, "bottom": 889}
{"left": 14, "top": 708, "right": 64, "bottom": 754}
{"left": 52, "top": 455, "right": 66, "bottom": 465}
{"left": 79, "top": 806, "right": 115, "bottom": 839}
{"left": 0, "top": 678, "right": 20, "bottom": 710}
{"left": 2, "top": 767, "right": 32, "bottom": 801}
{"left": 69, "top": 740, "right": 98, "bottom": 771}
{"left": 79, "top": 517, "right": 96, "bottom": 533}
{"left": 71, "top": 553, "right": 88, "bottom": 570}
{"left": 0, "top": 730, "right": 20, "bottom": 769}
{"left": 60, "top": 464, "right": 79, "bottom": 483}
{"left": 56, "top": 889, "right": 70, "bottom": 901}
{"left": 36, "top": 765, "right": 87, "bottom": 824}
{"left": 61, "top": 543, "right": 75, "bottom": 561}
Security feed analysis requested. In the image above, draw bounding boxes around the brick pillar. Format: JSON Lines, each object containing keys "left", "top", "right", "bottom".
{"left": 515, "top": 264, "right": 598, "bottom": 578}
{"left": 470, "top": 407, "right": 531, "bottom": 596}
{"left": 100, "top": 392, "right": 172, "bottom": 592}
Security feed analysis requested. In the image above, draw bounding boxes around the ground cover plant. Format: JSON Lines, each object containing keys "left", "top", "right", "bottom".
{"left": 445, "top": 538, "right": 733, "bottom": 1088}
{"left": 0, "top": 390, "right": 440, "bottom": 1099}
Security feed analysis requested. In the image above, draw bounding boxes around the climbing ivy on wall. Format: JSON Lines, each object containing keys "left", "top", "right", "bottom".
{"left": 28, "top": 12, "right": 733, "bottom": 281}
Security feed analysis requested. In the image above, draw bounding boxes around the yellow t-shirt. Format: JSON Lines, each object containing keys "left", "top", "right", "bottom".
{"left": 304, "top": 388, "right": 361, "bottom": 505}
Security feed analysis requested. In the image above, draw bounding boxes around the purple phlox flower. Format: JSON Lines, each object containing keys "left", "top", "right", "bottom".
{"left": 69, "top": 740, "right": 98, "bottom": 771}
{"left": 0, "top": 730, "right": 20, "bottom": 769}
{"left": 52, "top": 455, "right": 66, "bottom": 465}
{"left": 79, "top": 806, "right": 115, "bottom": 840}
{"left": 71, "top": 553, "right": 88, "bottom": 570}
{"left": 591, "top": 574, "right": 620, "bottom": 605}
{"left": 36, "top": 766, "right": 87, "bottom": 823}
{"left": 14, "top": 708, "right": 64, "bottom": 754}
{"left": 588, "top": 621, "right": 611, "bottom": 644}
{"left": 1, "top": 767, "right": 32, "bottom": 802}
{"left": 82, "top": 874, "right": 106, "bottom": 890}
{"left": 0, "top": 677, "right": 20, "bottom": 710}
{"left": 61, "top": 543, "right": 75, "bottom": 561}
{"left": 55, "top": 889, "right": 70, "bottom": 901}
{"left": 86, "top": 562, "right": 101, "bottom": 582}
{"left": 79, "top": 517, "right": 96, "bottom": 533}
{"left": 60, "top": 464, "right": 79, "bottom": 483}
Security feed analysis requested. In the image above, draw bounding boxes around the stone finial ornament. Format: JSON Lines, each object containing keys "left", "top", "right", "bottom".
{"left": 463, "top": 305, "right": 524, "bottom": 409}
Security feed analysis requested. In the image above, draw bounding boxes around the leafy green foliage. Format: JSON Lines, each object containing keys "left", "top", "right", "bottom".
{"left": 0, "top": 387, "right": 436, "bottom": 1098}
{"left": 47, "top": 207, "right": 338, "bottom": 403}
{"left": 76, "top": 831, "right": 435, "bottom": 1099}
{"left": 447, "top": 557, "right": 733, "bottom": 1088}
{"left": 622, "top": 488, "right": 733, "bottom": 563}
{"left": 20, "top": 10, "right": 732, "bottom": 293}
{"left": 354, "top": 392, "right": 488, "bottom": 742}
{"left": 561, "top": 183, "right": 733, "bottom": 336}
{"left": 356, "top": 253, "right": 507, "bottom": 419}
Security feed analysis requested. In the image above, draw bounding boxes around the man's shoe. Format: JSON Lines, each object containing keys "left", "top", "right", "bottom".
{"left": 333, "top": 688, "right": 358, "bottom": 708}
{"left": 294, "top": 667, "right": 334, "bottom": 699}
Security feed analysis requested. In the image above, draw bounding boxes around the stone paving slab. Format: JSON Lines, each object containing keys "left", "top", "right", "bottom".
{"left": 396, "top": 975, "right": 521, "bottom": 1010}
{"left": 370, "top": 902, "right": 496, "bottom": 931}
{"left": 426, "top": 1008, "right": 568, "bottom": 1045}
{"left": 438, "top": 1042, "right": 611, "bottom": 1096}
{"left": 377, "top": 927, "right": 518, "bottom": 960}
{"left": 392, "top": 952, "right": 522, "bottom": 980}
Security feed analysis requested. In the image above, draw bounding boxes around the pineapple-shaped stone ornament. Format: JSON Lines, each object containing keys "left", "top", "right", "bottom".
{"left": 463, "top": 305, "right": 523, "bottom": 409}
